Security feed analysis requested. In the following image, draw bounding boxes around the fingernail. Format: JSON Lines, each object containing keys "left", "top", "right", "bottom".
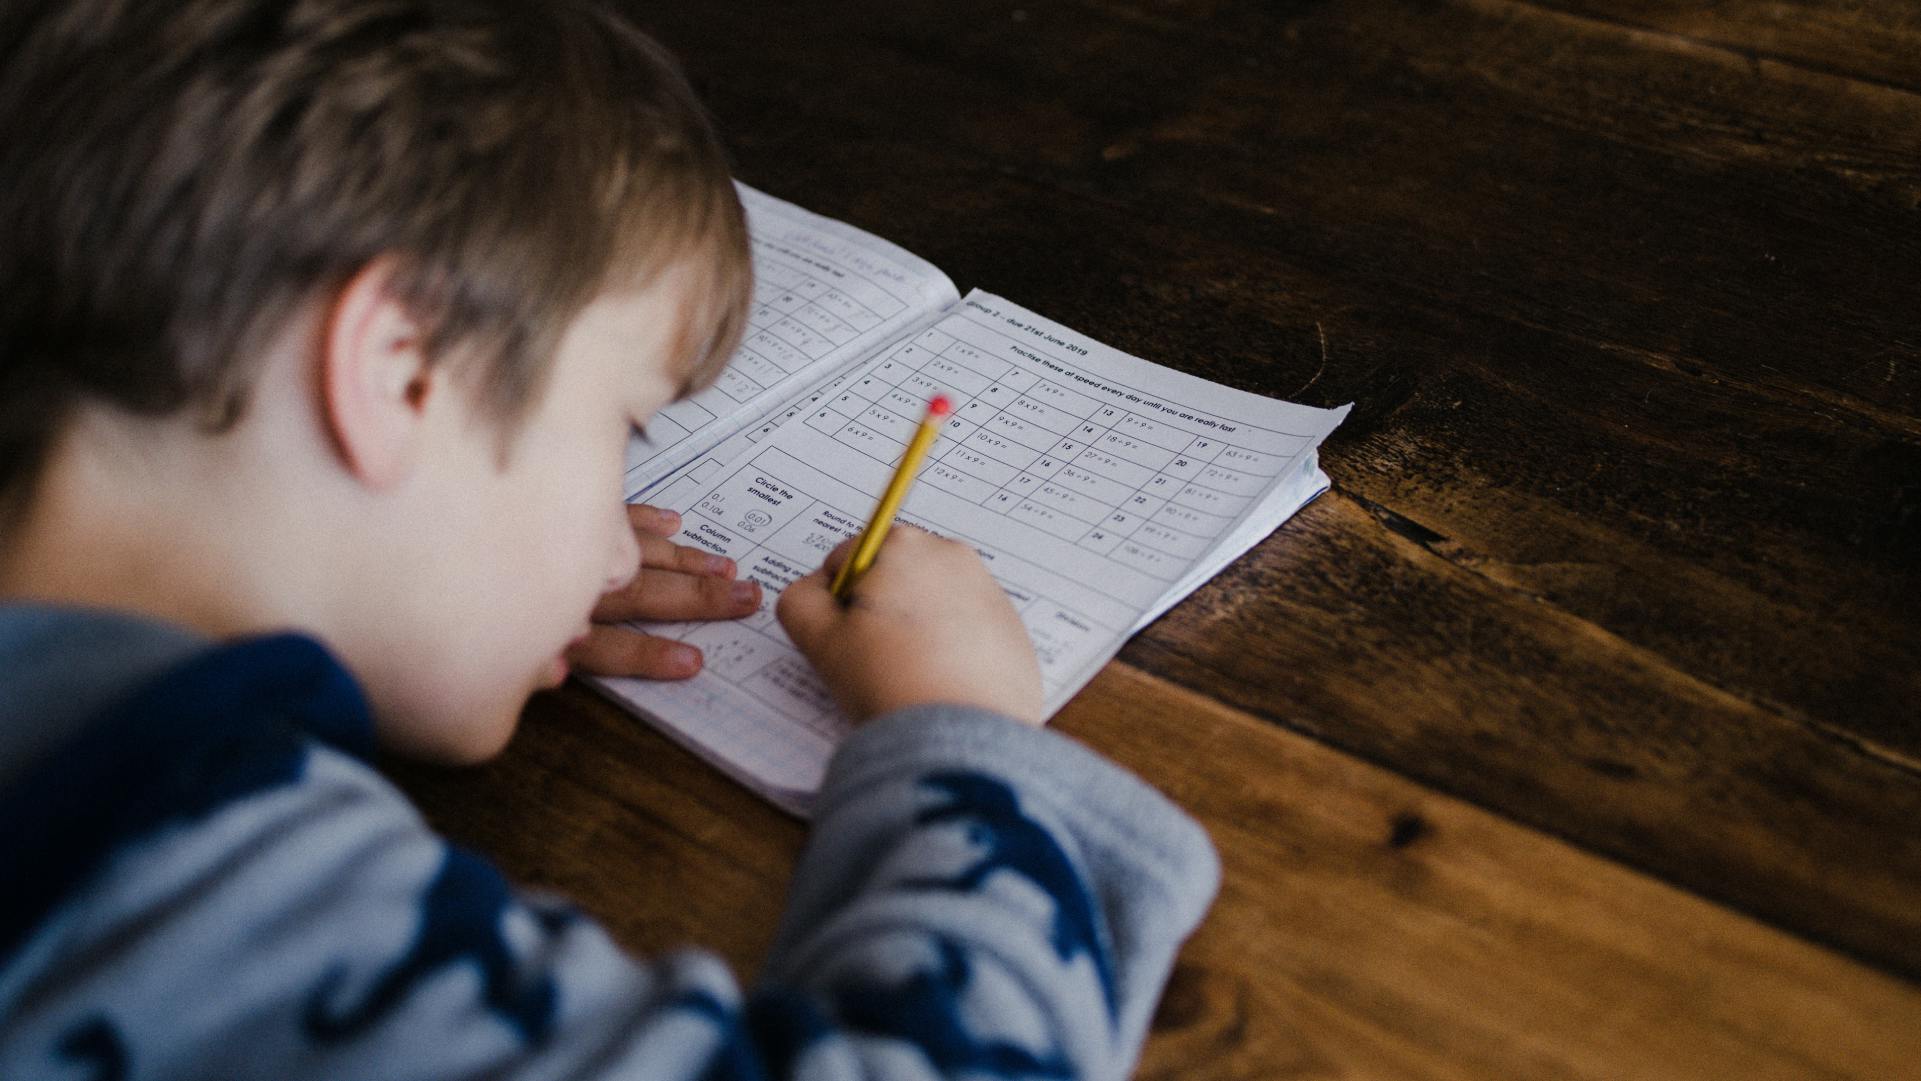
{"left": 655, "top": 509, "right": 682, "bottom": 531}
{"left": 731, "top": 580, "right": 760, "bottom": 605}
{"left": 707, "top": 554, "right": 735, "bottom": 576}
{"left": 670, "top": 644, "right": 702, "bottom": 674}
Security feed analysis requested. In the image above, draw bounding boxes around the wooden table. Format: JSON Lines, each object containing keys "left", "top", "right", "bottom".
{"left": 393, "top": 2, "right": 1921, "bottom": 1076}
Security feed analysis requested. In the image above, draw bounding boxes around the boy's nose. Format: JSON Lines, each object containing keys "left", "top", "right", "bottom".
{"left": 604, "top": 505, "right": 641, "bottom": 593}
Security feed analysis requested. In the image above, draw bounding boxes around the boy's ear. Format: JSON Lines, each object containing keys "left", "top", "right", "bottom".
{"left": 318, "top": 260, "right": 436, "bottom": 489}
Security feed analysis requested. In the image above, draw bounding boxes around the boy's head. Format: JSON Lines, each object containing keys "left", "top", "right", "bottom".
{"left": 0, "top": 0, "right": 751, "bottom": 760}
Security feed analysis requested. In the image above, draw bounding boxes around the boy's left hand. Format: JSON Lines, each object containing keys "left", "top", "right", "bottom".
{"left": 565, "top": 505, "right": 761, "bottom": 680}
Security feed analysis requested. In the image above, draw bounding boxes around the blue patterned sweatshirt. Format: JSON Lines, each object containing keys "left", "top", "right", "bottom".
{"left": 0, "top": 604, "right": 1218, "bottom": 1080}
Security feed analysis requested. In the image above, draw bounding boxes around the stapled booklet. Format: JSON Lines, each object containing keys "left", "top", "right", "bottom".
{"left": 589, "top": 184, "right": 1350, "bottom": 814}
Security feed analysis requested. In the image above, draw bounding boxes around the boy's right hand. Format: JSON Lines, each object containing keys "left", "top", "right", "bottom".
{"left": 778, "top": 529, "right": 1045, "bottom": 727}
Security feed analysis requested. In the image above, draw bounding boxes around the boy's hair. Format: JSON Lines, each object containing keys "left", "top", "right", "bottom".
{"left": 0, "top": 0, "right": 750, "bottom": 524}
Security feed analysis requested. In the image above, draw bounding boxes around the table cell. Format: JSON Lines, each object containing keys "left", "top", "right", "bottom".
{"left": 1112, "top": 410, "right": 1194, "bottom": 451}
{"left": 1158, "top": 453, "right": 1207, "bottom": 482}
{"left": 1199, "top": 461, "right": 1274, "bottom": 498}
{"left": 938, "top": 416, "right": 982, "bottom": 450}
{"left": 1008, "top": 499, "right": 1093, "bottom": 541}
{"left": 744, "top": 329, "right": 807, "bottom": 372}
{"left": 922, "top": 461, "right": 999, "bottom": 503}
{"left": 868, "top": 357, "right": 910, "bottom": 385}
{"left": 1042, "top": 436, "right": 1085, "bottom": 460}
{"left": 1077, "top": 526, "right": 1126, "bottom": 556}
{"left": 985, "top": 411, "right": 1065, "bottom": 452}
{"left": 1003, "top": 472, "right": 1044, "bottom": 498}
{"left": 714, "top": 367, "right": 764, "bottom": 403}
{"left": 772, "top": 316, "right": 834, "bottom": 359}
{"left": 885, "top": 385, "right": 957, "bottom": 418}
{"left": 742, "top": 548, "right": 810, "bottom": 597}
{"left": 791, "top": 277, "right": 827, "bottom": 299}
{"left": 838, "top": 421, "right": 909, "bottom": 464}
{"left": 1183, "top": 436, "right": 1226, "bottom": 464}
{"left": 676, "top": 516, "right": 754, "bottom": 561}
{"left": 966, "top": 385, "right": 1019, "bottom": 416}
{"left": 942, "top": 446, "right": 1019, "bottom": 486}
{"left": 998, "top": 579, "right": 1040, "bottom": 611}
{"left": 943, "top": 340, "right": 1000, "bottom": 376}
{"left": 996, "top": 369, "right": 1040, "bottom": 394}
{"left": 1074, "top": 447, "right": 1156, "bottom": 488}
{"left": 899, "top": 369, "right": 970, "bottom": 405}
{"left": 1111, "top": 539, "right": 1180, "bottom": 581}
{"left": 732, "top": 349, "right": 788, "bottom": 387}
{"left": 916, "top": 327, "right": 956, "bottom": 353}
{"left": 887, "top": 342, "right": 932, "bottom": 366}
{"left": 1097, "top": 429, "right": 1178, "bottom": 470}
{"left": 845, "top": 373, "right": 888, "bottom": 402}
{"left": 1026, "top": 453, "right": 1070, "bottom": 481}
{"left": 1171, "top": 482, "right": 1251, "bottom": 517}
{"left": 1026, "top": 378, "right": 1104, "bottom": 419}
{"left": 789, "top": 301, "right": 856, "bottom": 341}
{"left": 1216, "top": 443, "right": 1295, "bottom": 475}
{"left": 921, "top": 355, "right": 994, "bottom": 395}
{"left": 858, "top": 403, "right": 922, "bottom": 444}
{"left": 660, "top": 396, "right": 717, "bottom": 427}
{"left": 1004, "top": 394, "right": 1082, "bottom": 436}
{"left": 697, "top": 470, "right": 813, "bottom": 541}
{"left": 1132, "top": 520, "right": 1212, "bottom": 560}
{"left": 766, "top": 505, "right": 864, "bottom": 564}
{"left": 965, "top": 427, "right": 1041, "bottom": 469}
{"left": 1022, "top": 603, "right": 1104, "bottom": 679}
{"left": 1031, "top": 481, "right": 1105, "bottom": 524}
{"left": 1119, "top": 492, "right": 1172, "bottom": 522}
{"left": 1051, "top": 464, "right": 1136, "bottom": 506}
{"left": 814, "top": 288, "right": 883, "bottom": 330}
{"left": 804, "top": 407, "right": 850, "bottom": 438}
{"left": 765, "top": 291, "right": 806, "bottom": 314}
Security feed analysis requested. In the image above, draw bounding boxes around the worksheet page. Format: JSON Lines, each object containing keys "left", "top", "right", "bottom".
{"left": 621, "top": 184, "right": 958, "bottom": 497}
{"left": 596, "top": 292, "right": 1349, "bottom": 813}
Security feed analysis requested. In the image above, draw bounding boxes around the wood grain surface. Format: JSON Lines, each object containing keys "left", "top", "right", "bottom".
{"left": 395, "top": 1, "right": 1921, "bottom": 1075}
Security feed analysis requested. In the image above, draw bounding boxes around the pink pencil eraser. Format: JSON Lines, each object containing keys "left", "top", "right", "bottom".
{"left": 928, "top": 394, "right": 952, "bottom": 417}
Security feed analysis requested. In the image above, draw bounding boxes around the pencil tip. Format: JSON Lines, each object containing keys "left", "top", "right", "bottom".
{"left": 929, "top": 394, "right": 952, "bottom": 416}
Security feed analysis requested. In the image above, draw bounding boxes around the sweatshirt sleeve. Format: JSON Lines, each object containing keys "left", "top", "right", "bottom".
{"left": 1, "top": 701, "right": 1217, "bottom": 1081}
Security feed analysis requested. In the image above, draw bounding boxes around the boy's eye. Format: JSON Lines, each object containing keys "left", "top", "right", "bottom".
{"left": 631, "top": 423, "right": 653, "bottom": 445}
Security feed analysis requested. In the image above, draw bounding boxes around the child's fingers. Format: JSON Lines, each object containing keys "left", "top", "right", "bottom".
{"left": 775, "top": 535, "right": 871, "bottom": 643}
{"left": 592, "top": 570, "right": 760, "bottom": 623}
{"left": 635, "top": 533, "right": 734, "bottom": 577}
{"left": 624, "top": 503, "right": 682, "bottom": 538}
{"left": 775, "top": 560, "right": 843, "bottom": 645}
{"left": 564, "top": 625, "right": 703, "bottom": 679}
{"left": 819, "top": 535, "right": 859, "bottom": 578}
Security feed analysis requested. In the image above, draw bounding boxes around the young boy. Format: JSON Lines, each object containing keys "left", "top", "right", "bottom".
{"left": 0, "top": 2, "right": 1218, "bottom": 1078}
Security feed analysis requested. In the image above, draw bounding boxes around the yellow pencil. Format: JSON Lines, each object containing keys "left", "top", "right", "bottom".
{"left": 831, "top": 394, "right": 953, "bottom": 599}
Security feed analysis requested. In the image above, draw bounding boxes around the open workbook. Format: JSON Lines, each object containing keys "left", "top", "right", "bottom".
{"left": 591, "top": 184, "right": 1350, "bottom": 815}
